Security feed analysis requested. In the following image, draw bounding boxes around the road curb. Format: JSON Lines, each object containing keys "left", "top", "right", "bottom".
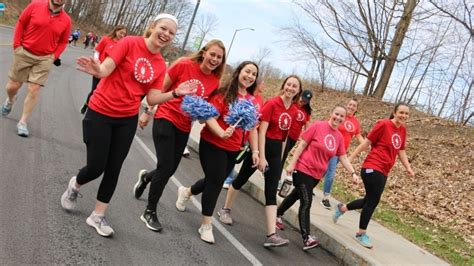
{"left": 186, "top": 129, "right": 371, "bottom": 265}
{"left": 187, "top": 124, "right": 448, "bottom": 266}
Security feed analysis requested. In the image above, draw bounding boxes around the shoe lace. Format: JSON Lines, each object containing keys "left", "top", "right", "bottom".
{"left": 99, "top": 216, "right": 110, "bottom": 227}
{"left": 68, "top": 189, "right": 82, "bottom": 201}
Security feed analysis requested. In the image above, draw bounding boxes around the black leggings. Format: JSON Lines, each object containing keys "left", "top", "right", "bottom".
{"left": 281, "top": 137, "right": 297, "bottom": 166}
{"left": 346, "top": 169, "right": 387, "bottom": 230}
{"left": 76, "top": 109, "right": 138, "bottom": 203}
{"left": 85, "top": 76, "right": 100, "bottom": 105}
{"left": 145, "top": 119, "right": 189, "bottom": 212}
{"left": 232, "top": 138, "right": 283, "bottom": 206}
{"left": 190, "top": 140, "right": 238, "bottom": 216}
{"left": 277, "top": 170, "right": 319, "bottom": 240}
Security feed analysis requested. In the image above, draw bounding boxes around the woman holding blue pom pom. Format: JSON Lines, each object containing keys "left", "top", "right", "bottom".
{"left": 218, "top": 75, "right": 302, "bottom": 247}
{"left": 175, "top": 61, "right": 260, "bottom": 243}
{"left": 132, "top": 39, "right": 227, "bottom": 232}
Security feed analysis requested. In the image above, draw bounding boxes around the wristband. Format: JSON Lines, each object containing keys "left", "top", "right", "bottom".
{"left": 172, "top": 90, "right": 180, "bottom": 98}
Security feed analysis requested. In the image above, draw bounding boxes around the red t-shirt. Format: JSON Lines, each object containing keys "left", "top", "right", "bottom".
{"left": 200, "top": 93, "right": 256, "bottom": 151}
{"left": 88, "top": 36, "right": 166, "bottom": 118}
{"left": 155, "top": 58, "right": 220, "bottom": 133}
{"left": 362, "top": 119, "right": 406, "bottom": 176}
{"left": 95, "top": 36, "right": 117, "bottom": 62}
{"left": 13, "top": 1, "right": 71, "bottom": 59}
{"left": 260, "top": 96, "right": 299, "bottom": 141}
{"left": 296, "top": 121, "right": 346, "bottom": 179}
{"left": 288, "top": 104, "right": 310, "bottom": 141}
{"left": 338, "top": 114, "right": 361, "bottom": 150}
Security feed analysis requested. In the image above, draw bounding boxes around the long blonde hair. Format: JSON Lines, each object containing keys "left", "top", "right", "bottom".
{"left": 187, "top": 39, "right": 227, "bottom": 78}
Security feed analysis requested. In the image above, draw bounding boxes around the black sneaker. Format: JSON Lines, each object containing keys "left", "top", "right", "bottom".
{"left": 321, "top": 199, "right": 331, "bottom": 209}
{"left": 133, "top": 169, "right": 149, "bottom": 199}
{"left": 140, "top": 209, "right": 162, "bottom": 232}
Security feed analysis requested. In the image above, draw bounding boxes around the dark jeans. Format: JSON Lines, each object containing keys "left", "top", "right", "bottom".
{"left": 145, "top": 119, "right": 189, "bottom": 212}
{"left": 76, "top": 109, "right": 138, "bottom": 203}
{"left": 232, "top": 138, "right": 282, "bottom": 206}
{"left": 190, "top": 140, "right": 238, "bottom": 216}
{"left": 277, "top": 170, "right": 319, "bottom": 239}
{"left": 346, "top": 168, "right": 387, "bottom": 230}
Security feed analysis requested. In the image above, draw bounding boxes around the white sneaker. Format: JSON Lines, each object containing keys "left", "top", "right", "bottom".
{"left": 60, "top": 176, "right": 81, "bottom": 211}
{"left": 182, "top": 147, "right": 190, "bottom": 157}
{"left": 86, "top": 212, "right": 115, "bottom": 237}
{"left": 198, "top": 224, "right": 215, "bottom": 244}
{"left": 176, "top": 186, "right": 190, "bottom": 212}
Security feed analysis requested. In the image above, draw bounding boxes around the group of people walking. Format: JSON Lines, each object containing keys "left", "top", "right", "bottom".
{"left": 2, "top": 0, "right": 415, "bottom": 253}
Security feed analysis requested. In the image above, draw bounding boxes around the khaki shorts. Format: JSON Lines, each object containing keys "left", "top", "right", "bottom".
{"left": 8, "top": 46, "right": 55, "bottom": 86}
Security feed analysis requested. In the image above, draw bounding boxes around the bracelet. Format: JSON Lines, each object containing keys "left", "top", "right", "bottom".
{"left": 252, "top": 150, "right": 259, "bottom": 154}
{"left": 171, "top": 90, "right": 180, "bottom": 98}
{"left": 351, "top": 172, "right": 356, "bottom": 176}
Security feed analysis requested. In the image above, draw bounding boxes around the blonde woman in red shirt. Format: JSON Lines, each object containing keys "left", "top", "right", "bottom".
{"left": 132, "top": 39, "right": 226, "bottom": 232}
{"left": 60, "top": 14, "right": 195, "bottom": 237}
{"left": 333, "top": 102, "right": 414, "bottom": 249}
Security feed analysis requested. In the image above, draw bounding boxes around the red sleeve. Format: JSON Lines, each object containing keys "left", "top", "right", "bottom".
{"left": 167, "top": 59, "right": 186, "bottom": 85}
{"left": 208, "top": 94, "right": 225, "bottom": 116}
{"left": 150, "top": 61, "right": 166, "bottom": 92}
{"left": 300, "top": 122, "right": 317, "bottom": 144}
{"left": 13, "top": 4, "right": 33, "bottom": 49}
{"left": 336, "top": 133, "right": 346, "bottom": 156}
{"left": 260, "top": 98, "right": 274, "bottom": 122}
{"left": 95, "top": 37, "right": 108, "bottom": 54}
{"left": 106, "top": 37, "right": 130, "bottom": 66}
{"left": 367, "top": 120, "right": 384, "bottom": 144}
{"left": 54, "top": 17, "right": 71, "bottom": 59}
{"left": 354, "top": 118, "right": 361, "bottom": 135}
{"left": 400, "top": 126, "right": 407, "bottom": 150}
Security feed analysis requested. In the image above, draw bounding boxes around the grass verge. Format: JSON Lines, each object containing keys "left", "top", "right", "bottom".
{"left": 331, "top": 181, "right": 473, "bottom": 265}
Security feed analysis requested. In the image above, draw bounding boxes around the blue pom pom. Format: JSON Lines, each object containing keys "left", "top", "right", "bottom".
{"left": 224, "top": 99, "right": 258, "bottom": 131}
{"left": 181, "top": 95, "right": 219, "bottom": 121}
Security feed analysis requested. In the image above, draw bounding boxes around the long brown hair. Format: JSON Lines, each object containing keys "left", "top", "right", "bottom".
{"left": 107, "top": 25, "right": 127, "bottom": 40}
{"left": 187, "top": 39, "right": 226, "bottom": 78}
{"left": 215, "top": 61, "right": 259, "bottom": 105}
{"left": 279, "top": 75, "right": 303, "bottom": 103}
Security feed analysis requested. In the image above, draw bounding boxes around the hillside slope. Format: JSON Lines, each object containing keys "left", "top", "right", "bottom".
{"left": 263, "top": 80, "right": 473, "bottom": 253}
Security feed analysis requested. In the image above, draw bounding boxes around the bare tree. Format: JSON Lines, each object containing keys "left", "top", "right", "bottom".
{"left": 194, "top": 13, "right": 218, "bottom": 50}
{"left": 373, "top": 0, "right": 418, "bottom": 98}
{"left": 284, "top": 0, "right": 416, "bottom": 97}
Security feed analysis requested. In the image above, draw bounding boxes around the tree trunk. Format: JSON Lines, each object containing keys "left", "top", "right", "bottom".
{"left": 373, "top": 0, "right": 417, "bottom": 99}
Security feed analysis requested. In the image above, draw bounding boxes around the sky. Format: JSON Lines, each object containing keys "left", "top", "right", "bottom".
{"left": 194, "top": 0, "right": 301, "bottom": 74}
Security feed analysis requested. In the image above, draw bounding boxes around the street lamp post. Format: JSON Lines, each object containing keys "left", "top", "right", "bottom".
{"left": 227, "top": 27, "right": 255, "bottom": 59}
{"left": 180, "top": 0, "right": 201, "bottom": 56}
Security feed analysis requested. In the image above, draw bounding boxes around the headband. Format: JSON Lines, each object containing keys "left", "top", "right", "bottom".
{"left": 154, "top": 13, "right": 178, "bottom": 27}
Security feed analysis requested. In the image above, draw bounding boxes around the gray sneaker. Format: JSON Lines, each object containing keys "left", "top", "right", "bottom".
{"left": 60, "top": 176, "right": 81, "bottom": 211}
{"left": 217, "top": 208, "right": 232, "bottom": 225}
{"left": 86, "top": 212, "right": 115, "bottom": 237}
{"left": 264, "top": 233, "right": 290, "bottom": 247}
{"left": 1, "top": 98, "right": 13, "bottom": 116}
{"left": 17, "top": 122, "right": 29, "bottom": 137}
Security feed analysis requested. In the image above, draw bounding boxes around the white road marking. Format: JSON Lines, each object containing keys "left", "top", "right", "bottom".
{"left": 134, "top": 135, "right": 263, "bottom": 266}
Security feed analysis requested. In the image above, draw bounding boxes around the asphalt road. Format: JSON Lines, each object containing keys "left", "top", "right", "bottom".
{"left": 0, "top": 25, "right": 338, "bottom": 265}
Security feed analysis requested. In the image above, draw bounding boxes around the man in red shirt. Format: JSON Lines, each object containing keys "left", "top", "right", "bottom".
{"left": 1, "top": 0, "right": 71, "bottom": 137}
